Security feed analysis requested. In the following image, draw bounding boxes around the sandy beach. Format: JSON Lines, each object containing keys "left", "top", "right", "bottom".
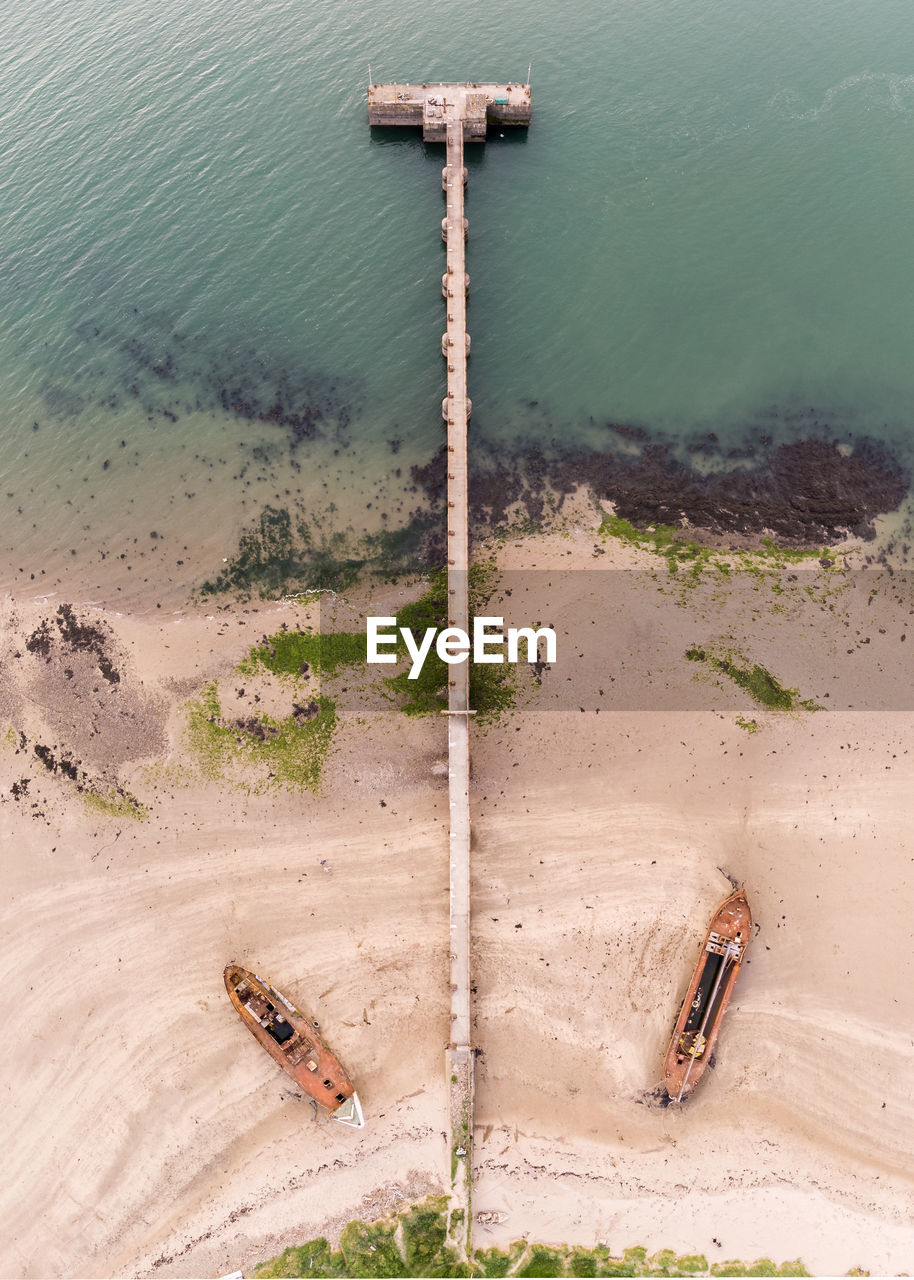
{"left": 3, "top": 507, "right": 914, "bottom": 1278}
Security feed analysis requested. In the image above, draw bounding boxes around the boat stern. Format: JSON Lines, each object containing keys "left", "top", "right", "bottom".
{"left": 332, "top": 1091, "right": 365, "bottom": 1129}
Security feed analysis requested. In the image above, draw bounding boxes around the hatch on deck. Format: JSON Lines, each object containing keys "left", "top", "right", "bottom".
{"left": 266, "top": 1017, "right": 294, "bottom": 1044}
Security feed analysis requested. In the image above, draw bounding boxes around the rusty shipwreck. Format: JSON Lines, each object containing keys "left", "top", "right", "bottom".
{"left": 663, "top": 890, "right": 751, "bottom": 1102}
{"left": 225, "top": 965, "right": 364, "bottom": 1127}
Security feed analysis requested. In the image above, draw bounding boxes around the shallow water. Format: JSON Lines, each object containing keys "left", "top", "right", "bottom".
{"left": 2, "top": 0, "right": 914, "bottom": 605}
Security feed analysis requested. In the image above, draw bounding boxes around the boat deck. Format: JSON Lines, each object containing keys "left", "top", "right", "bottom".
{"left": 225, "top": 966, "right": 361, "bottom": 1124}
{"left": 663, "top": 891, "right": 751, "bottom": 1101}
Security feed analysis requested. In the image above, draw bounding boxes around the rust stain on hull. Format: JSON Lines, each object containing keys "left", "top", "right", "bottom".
{"left": 224, "top": 964, "right": 364, "bottom": 1127}
{"left": 663, "top": 890, "right": 751, "bottom": 1102}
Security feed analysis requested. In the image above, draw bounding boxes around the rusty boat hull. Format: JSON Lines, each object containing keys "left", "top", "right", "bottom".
{"left": 663, "top": 890, "right": 751, "bottom": 1102}
{"left": 225, "top": 965, "right": 364, "bottom": 1127}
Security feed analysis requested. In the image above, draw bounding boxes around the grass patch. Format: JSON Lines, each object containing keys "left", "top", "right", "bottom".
{"left": 401, "top": 1198, "right": 464, "bottom": 1277}
{"left": 337, "top": 1219, "right": 406, "bottom": 1277}
{"left": 517, "top": 1246, "right": 565, "bottom": 1276}
{"left": 252, "top": 1199, "right": 812, "bottom": 1277}
{"left": 568, "top": 1247, "right": 599, "bottom": 1276}
{"left": 450, "top": 1095, "right": 472, "bottom": 1183}
{"left": 185, "top": 679, "right": 336, "bottom": 792}
{"left": 474, "top": 1242, "right": 528, "bottom": 1277}
{"left": 735, "top": 716, "right": 760, "bottom": 734}
{"left": 254, "top": 1238, "right": 343, "bottom": 1278}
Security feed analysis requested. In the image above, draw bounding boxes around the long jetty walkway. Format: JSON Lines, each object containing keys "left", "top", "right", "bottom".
{"left": 441, "top": 115, "right": 474, "bottom": 1237}
{"left": 368, "top": 80, "right": 531, "bottom": 1254}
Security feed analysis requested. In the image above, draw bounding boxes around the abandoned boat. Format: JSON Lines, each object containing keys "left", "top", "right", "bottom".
{"left": 663, "top": 889, "right": 751, "bottom": 1102}
{"left": 224, "top": 965, "right": 364, "bottom": 1127}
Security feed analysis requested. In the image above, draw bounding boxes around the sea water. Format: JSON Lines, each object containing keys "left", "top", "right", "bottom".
{"left": 2, "top": 0, "right": 914, "bottom": 607}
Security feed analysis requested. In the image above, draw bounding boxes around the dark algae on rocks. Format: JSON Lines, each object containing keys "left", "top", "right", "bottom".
{"left": 411, "top": 426, "right": 908, "bottom": 547}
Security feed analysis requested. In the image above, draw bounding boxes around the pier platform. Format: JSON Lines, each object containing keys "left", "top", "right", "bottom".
{"left": 368, "top": 81, "right": 530, "bottom": 139}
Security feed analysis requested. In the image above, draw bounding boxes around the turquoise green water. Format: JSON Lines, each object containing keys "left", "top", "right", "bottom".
{"left": 2, "top": 0, "right": 914, "bottom": 605}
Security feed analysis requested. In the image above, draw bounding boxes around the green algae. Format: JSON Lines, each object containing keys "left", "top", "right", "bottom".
{"left": 199, "top": 506, "right": 365, "bottom": 599}
{"left": 200, "top": 545, "right": 520, "bottom": 722}
{"left": 251, "top": 1198, "right": 812, "bottom": 1278}
{"left": 185, "top": 679, "right": 336, "bottom": 792}
{"left": 383, "top": 563, "right": 518, "bottom": 722}
{"left": 470, "top": 663, "right": 519, "bottom": 722}
{"left": 599, "top": 513, "right": 833, "bottom": 586}
{"left": 184, "top": 564, "right": 519, "bottom": 790}
{"left": 81, "top": 784, "right": 149, "bottom": 820}
{"left": 229, "top": 563, "right": 517, "bottom": 722}
{"left": 198, "top": 506, "right": 438, "bottom": 600}
{"left": 237, "top": 624, "right": 366, "bottom": 679}
{"left": 686, "top": 647, "right": 825, "bottom": 714}
{"left": 685, "top": 648, "right": 795, "bottom": 710}
{"left": 384, "top": 648, "right": 518, "bottom": 722}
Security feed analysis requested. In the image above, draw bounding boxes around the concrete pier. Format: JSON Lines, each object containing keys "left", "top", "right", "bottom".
{"left": 441, "top": 115, "right": 473, "bottom": 1245}
{"left": 368, "top": 81, "right": 531, "bottom": 137}
{"left": 369, "top": 79, "right": 530, "bottom": 1257}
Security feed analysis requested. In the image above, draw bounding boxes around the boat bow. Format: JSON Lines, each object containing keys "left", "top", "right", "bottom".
{"left": 332, "top": 1091, "right": 365, "bottom": 1128}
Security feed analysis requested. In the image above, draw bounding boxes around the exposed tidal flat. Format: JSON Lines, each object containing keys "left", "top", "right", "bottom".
{"left": 6, "top": 478, "right": 913, "bottom": 1267}
{"left": 4, "top": 526, "right": 914, "bottom": 1276}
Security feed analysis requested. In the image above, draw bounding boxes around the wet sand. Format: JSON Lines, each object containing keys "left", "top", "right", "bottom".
{"left": 2, "top": 510, "right": 914, "bottom": 1277}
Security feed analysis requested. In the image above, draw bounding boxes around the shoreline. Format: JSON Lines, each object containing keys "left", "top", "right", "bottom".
{"left": 2, "top": 510, "right": 914, "bottom": 1277}
{"left": 3, "top": 426, "right": 911, "bottom": 618}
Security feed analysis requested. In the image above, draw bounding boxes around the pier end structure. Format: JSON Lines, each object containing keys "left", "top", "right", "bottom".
{"left": 369, "top": 80, "right": 530, "bottom": 1253}
{"left": 368, "top": 81, "right": 531, "bottom": 139}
